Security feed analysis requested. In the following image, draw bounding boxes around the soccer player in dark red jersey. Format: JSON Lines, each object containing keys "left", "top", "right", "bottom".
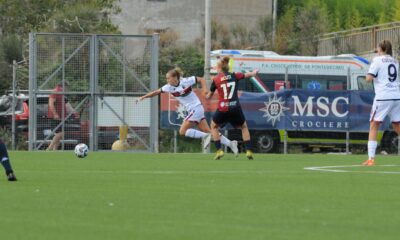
{"left": 206, "top": 56, "right": 259, "bottom": 160}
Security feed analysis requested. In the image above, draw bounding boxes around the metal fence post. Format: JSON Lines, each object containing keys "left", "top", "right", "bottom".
{"left": 174, "top": 130, "right": 177, "bottom": 153}
{"left": 28, "top": 33, "right": 36, "bottom": 151}
{"left": 224, "top": 129, "right": 228, "bottom": 152}
{"left": 89, "top": 34, "right": 97, "bottom": 151}
{"left": 12, "top": 60, "right": 16, "bottom": 150}
{"left": 284, "top": 66, "right": 288, "bottom": 154}
{"left": 346, "top": 67, "right": 351, "bottom": 155}
{"left": 398, "top": 136, "right": 400, "bottom": 156}
{"left": 61, "top": 36, "right": 66, "bottom": 150}
{"left": 150, "top": 34, "right": 160, "bottom": 153}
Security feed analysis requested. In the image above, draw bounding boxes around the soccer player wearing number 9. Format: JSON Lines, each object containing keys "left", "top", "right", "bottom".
{"left": 206, "top": 56, "right": 259, "bottom": 160}
{"left": 364, "top": 40, "right": 400, "bottom": 166}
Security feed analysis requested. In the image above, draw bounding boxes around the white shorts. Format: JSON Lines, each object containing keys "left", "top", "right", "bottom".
{"left": 184, "top": 105, "right": 205, "bottom": 123}
{"left": 370, "top": 99, "right": 400, "bottom": 123}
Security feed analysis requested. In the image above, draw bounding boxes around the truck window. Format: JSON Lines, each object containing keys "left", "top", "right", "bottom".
{"left": 238, "top": 74, "right": 285, "bottom": 92}
{"left": 238, "top": 78, "right": 261, "bottom": 92}
{"left": 255, "top": 74, "right": 285, "bottom": 92}
{"left": 357, "top": 76, "right": 373, "bottom": 91}
{"left": 297, "top": 75, "right": 347, "bottom": 91}
{"left": 238, "top": 73, "right": 347, "bottom": 92}
{"left": 301, "top": 79, "right": 327, "bottom": 90}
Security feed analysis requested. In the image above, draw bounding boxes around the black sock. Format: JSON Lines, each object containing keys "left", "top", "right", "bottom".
{"left": 214, "top": 140, "right": 222, "bottom": 150}
{"left": 244, "top": 141, "right": 252, "bottom": 151}
{"left": 0, "top": 141, "right": 13, "bottom": 174}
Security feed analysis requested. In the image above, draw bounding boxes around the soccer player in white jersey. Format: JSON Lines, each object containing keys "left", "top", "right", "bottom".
{"left": 364, "top": 40, "right": 400, "bottom": 166}
{"left": 136, "top": 68, "right": 238, "bottom": 154}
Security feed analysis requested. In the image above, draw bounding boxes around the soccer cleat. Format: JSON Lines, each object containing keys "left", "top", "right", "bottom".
{"left": 363, "top": 159, "right": 375, "bottom": 166}
{"left": 246, "top": 150, "right": 254, "bottom": 160}
{"left": 202, "top": 133, "right": 212, "bottom": 149}
{"left": 7, "top": 172, "right": 17, "bottom": 181}
{"left": 214, "top": 149, "right": 224, "bottom": 160}
{"left": 230, "top": 140, "right": 239, "bottom": 157}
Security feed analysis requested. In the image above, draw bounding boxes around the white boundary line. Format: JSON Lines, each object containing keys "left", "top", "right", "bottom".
{"left": 17, "top": 170, "right": 273, "bottom": 175}
{"left": 304, "top": 164, "right": 400, "bottom": 174}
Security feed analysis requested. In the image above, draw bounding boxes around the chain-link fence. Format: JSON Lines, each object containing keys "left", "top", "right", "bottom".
{"left": 0, "top": 60, "right": 29, "bottom": 151}
{"left": 28, "top": 33, "right": 159, "bottom": 152}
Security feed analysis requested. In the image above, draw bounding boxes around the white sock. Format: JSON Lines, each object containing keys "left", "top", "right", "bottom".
{"left": 368, "top": 141, "right": 377, "bottom": 160}
{"left": 220, "top": 134, "right": 231, "bottom": 146}
{"left": 185, "top": 129, "right": 207, "bottom": 139}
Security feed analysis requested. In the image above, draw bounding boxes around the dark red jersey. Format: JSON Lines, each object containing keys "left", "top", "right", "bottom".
{"left": 210, "top": 71, "right": 245, "bottom": 112}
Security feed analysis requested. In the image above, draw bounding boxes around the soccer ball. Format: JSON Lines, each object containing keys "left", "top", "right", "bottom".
{"left": 74, "top": 143, "right": 89, "bottom": 158}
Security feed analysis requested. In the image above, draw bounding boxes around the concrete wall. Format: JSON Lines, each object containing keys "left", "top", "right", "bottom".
{"left": 111, "top": 0, "right": 273, "bottom": 43}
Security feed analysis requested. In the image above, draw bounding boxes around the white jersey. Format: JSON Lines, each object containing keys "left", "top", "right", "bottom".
{"left": 160, "top": 76, "right": 202, "bottom": 112}
{"left": 368, "top": 55, "right": 400, "bottom": 100}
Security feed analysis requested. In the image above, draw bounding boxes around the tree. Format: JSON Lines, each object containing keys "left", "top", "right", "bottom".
{"left": 275, "top": 6, "right": 298, "bottom": 54}
{"left": 345, "top": 7, "right": 363, "bottom": 30}
{"left": 296, "top": 0, "right": 330, "bottom": 55}
{"left": 159, "top": 45, "right": 204, "bottom": 87}
{"left": 40, "top": 1, "right": 120, "bottom": 33}
{"left": 393, "top": 0, "right": 400, "bottom": 21}
{"left": 0, "top": 0, "right": 121, "bottom": 94}
{"left": 210, "top": 20, "right": 231, "bottom": 49}
{"left": 255, "top": 15, "right": 273, "bottom": 50}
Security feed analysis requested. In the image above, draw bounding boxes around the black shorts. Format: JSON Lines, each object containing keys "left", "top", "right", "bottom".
{"left": 212, "top": 107, "right": 246, "bottom": 128}
{"left": 50, "top": 119, "right": 63, "bottom": 133}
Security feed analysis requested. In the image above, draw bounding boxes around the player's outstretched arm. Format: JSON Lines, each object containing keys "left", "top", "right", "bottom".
{"left": 205, "top": 91, "right": 214, "bottom": 99}
{"left": 206, "top": 80, "right": 216, "bottom": 99}
{"left": 197, "top": 77, "right": 209, "bottom": 96}
{"left": 244, "top": 69, "right": 259, "bottom": 78}
{"left": 136, "top": 89, "right": 162, "bottom": 103}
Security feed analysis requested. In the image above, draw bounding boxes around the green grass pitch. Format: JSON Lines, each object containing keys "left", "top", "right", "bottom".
{"left": 1, "top": 152, "right": 400, "bottom": 240}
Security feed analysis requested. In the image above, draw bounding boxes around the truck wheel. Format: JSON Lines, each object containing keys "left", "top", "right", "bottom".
{"left": 254, "top": 132, "right": 276, "bottom": 153}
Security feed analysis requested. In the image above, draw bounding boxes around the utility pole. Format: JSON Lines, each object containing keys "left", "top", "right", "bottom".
{"left": 272, "top": 0, "right": 277, "bottom": 48}
{"left": 204, "top": 0, "right": 211, "bottom": 154}
{"left": 204, "top": 0, "right": 211, "bottom": 83}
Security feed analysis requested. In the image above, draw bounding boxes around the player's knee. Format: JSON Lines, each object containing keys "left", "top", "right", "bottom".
{"left": 370, "top": 121, "right": 380, "bottom": 129}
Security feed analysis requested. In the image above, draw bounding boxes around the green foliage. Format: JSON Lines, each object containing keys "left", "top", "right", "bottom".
{"left": 211, "top": 20, "right": 231, "bottom": 49}
{"left": 275, "top": 0, "right": 400, "bottom": 55}
{"left": 0, "top": 35, "right": 23, "bottom": 94}
{"left": 393, "top": 1, "right": 400, "bottom": 21}
{"left": 1, "top": 35, "right": 23, "bottom": 63}
{"left": 41, "top": 1, "right": 120, "bottom": 33}
{"left": 295, "top": 0, "right": 330, "bottom": 55}
{"left": 275, "top": 6, "right": 298, "bottom": 55}
{"left": 279, "top": 0, "right": 398, "bottom": 33}
{"left": 0, "top": 0, "right": 121, "bottom": 94}
{"left": 159, "top": 45, "right": 204, "bottom": 86}
{"left": 345, "top": 7, "right": 363, "bottom": 29}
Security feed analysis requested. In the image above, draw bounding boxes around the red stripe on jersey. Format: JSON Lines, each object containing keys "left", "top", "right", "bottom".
{"left": 171, "top": 86, "right": 192, "bottom": 97}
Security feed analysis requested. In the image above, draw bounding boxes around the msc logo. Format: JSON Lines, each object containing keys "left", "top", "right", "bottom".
{"left": 259, "top": 94, "right": 289, "bottom": 126}
{"left": 292, "top": 96, "right": 349, "bottom": 118}
{"left": 259, "top": 94, "right": 349, "bottom": 128}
